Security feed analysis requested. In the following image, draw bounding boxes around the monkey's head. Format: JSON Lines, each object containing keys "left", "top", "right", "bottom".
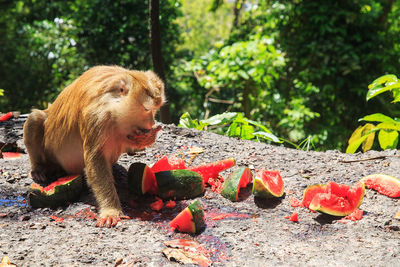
{"left": 117, "top": 70, "right": 165, "bottom": 149}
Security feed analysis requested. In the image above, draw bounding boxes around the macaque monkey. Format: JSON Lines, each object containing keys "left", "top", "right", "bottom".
{"left": 23, "top": 66, "right": 165, "bottom": 227}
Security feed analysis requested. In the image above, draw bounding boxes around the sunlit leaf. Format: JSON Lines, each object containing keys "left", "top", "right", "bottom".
{"left": 366, "top": 83, "right": 400, "bottom": 101}
{"left": 348, "top": 125, "right": 364, "bottom": 146}
{"left": 202, "top": 112, "right": 237, "bottom": 126}
{"left": 376, "top": 122, "right": 400, "bottom": 131}
{"left": 360, "top": 113, "right": 396, "bottom": 123}
{"left": 346, "top": 134, "right": 371, "bottom": 154}
{"left": 178, "top": 112, "right": 203, "bottom": 130}
{"left": 243, "top": 118, "right": 271, "bottom": 133}
{"left": 361, "top": 124, "right": 376, "bottom": 152}
{"left": 378, "top": 129, "right": 399, "bottom": 150}
{"left": 237, "top": 70, "right": 249, "bottom": 80}
{"left": 368, "top": 74, "right": 398, "bottom": 89}
{"left": 253, "top": 131, "right": 282, "bottom": 143}
{"left": 240, "top": 124, "right": 255, "bottom": 140}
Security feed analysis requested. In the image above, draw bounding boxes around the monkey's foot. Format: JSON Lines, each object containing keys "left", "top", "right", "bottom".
{"left": 95, "top": 215, "right": 130, "bottom": 228}
{"left": 30, "top": 170, "right": 50, "bottom": 184}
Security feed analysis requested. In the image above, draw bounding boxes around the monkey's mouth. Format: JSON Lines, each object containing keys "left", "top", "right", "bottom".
{"left": 126, "top": 125, "right": 162, "bottom": 143}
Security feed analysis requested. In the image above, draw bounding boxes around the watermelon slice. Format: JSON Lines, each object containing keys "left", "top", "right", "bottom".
{"left": 151, "top": 155, "right": 186, "bottom": 173}
{"left": 0, "top": 112, "right": 13, "bottom": 122}
{"left": 0, "top": 152, "right": 23, "bottom": 159}
{"left": 252, "top": 170, "right": 284, "bottom": 198}
{"left": 221, "top": 167, "right": 252, "bottom": 202}
{"left": 306, "top": 181, "right": 365, "bottom": 216}
{"left": 128, "top": 162, "right": 158, "bottom": 195}
{"left": 169, "top": 200, "right": 205, "bottom": 234}
{"left": 360, "top": 174, "right": 400, "bottom": 198}
{"left": 302, "top": 184, "right": 327, "bottom": 208}
{"left": 28, "top": 175, "right": 83, "bottom": 208}
{"left": 190, "top": 158, "right": 236, "bottom": 185}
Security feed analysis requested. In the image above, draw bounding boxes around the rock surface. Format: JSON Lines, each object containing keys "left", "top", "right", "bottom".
{"left": 1, "top": 118, "right": 400, "bottom": 266}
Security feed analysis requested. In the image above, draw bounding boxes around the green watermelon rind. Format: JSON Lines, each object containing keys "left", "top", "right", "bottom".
{"left": 155, "top": 169, "right": 205, "bottom": 200}
{"left": 309, "top": 182, "right": 365, "bottom": 216}
{"left": 221, "top": 167, "right": 251, "bottom": 202}
{"left": 127, "top": 162, "right": 155, "bottom": 196}
{"left": 360, "top": 173, "right": 400, "bottom": 198}
{"left": 28, "top": 175, "right": 83, "bottom": 208}
{"left": 252, "top": 171, "right": 284, "bottom": 198}
{"left": 187, "top": 200, "right": 205, "bottom": 233}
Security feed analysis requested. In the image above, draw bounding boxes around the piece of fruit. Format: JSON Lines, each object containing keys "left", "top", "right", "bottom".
{"left": 221, "top": 167, "right": 252, "bottom": 202}
{"left": 307, "top": 181, "right": 365, "bottom": 216}
{"left": 155, "top": 169, "right": 205, "bottom": 200}
{"left": 252, "top": 170, "right": 284, "bottom": 198}
{"left": 165, "top": 200, "right": 176, "bottom": 209}
{"left": 0, "top": 152, "right": 23, "bottom": 159}
{"left": 127, "top": 162, "right": 158, "bottom": 195}
{"left": 360, "top": 173, "right": 400, "bottom": 198}
{"left": 301, "top": 184, "right": 327, "bottom": 208}
{"left": 150, "top": 197, "right": 164, "bottom": 211}
{"left": 285, "top": 212, "right": 299, "bottom": 222}
{"left": 28, "top": 175, "right": 83, "bottom": 208}
{"left": 189, "top": 158, "right": 236, "bottom": 184}
{"left": 151, "top": 155, "right": 186, "bottom": 173}
{"left": 169, "top": 200, "right": 205, "bottom": 234}
{"left": 0, "top": 112, "right": 13, "bottom": 122}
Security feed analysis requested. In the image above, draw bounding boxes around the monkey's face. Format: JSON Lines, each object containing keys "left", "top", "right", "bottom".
{"left": 109, "top": 70, "right": 165, "bottom": 150}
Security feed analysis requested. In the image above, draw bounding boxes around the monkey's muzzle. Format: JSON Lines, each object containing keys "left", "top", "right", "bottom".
{"left": 127, "top": 125, "right": 162, "bottom": 148}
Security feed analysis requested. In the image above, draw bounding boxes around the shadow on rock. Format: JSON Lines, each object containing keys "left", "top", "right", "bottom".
{"left": 237, "top": 184, "right": 253, "bottom": 202}
{"left": 314, "top": 213, "right": 340, "bottom": 225}
{"left": 253, "top": 194, "right": 284, "bottom": 209}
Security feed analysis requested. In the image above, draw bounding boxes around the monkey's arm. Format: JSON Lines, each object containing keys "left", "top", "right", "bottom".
{"left": 84, "top": 145, "right": 129, "bottom": 228}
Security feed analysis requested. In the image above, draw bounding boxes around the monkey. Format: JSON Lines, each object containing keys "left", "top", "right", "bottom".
{"left": 23, "top": 65, "right": 165, "bottom": 227}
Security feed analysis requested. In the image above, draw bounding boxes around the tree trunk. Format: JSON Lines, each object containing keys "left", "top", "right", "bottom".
{"left": 149, "top": 0, "right": 171, "bottom": 124}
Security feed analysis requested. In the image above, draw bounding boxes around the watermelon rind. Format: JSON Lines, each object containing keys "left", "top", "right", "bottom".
{"left": 221, "top": 167, "right": 252, "bottom": 202}
{"left": 187, "top": 200, "right": 205, "bottom": 233}
{"left": 28, "top": 175, "right": 83, "bottom": 208}
{"left": 169, "top": 200, "right": 205, "bottom": 234}
{"left": 360, "top": 173, "right": 400, "bottom": 198}
{"left": 309, "top": 182, "right": 365, "bottom": 216}
{"left": 252, "top": 170, "right": 284, "bottom": 198}
{"left": 155, "top": 169, "right": 204, "bottom": 200}
{"left": 127, "top": 162, "right": 157, "bottom": 195}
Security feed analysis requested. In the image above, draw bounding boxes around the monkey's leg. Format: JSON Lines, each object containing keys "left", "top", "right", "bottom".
{"left": 23, "top": 109, "right": 50, "bottom": 183}
{"left": 84, "top": 151, "right": 129, "bottom": 227}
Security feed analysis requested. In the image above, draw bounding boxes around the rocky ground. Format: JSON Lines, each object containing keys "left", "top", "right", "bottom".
{"left": 0, "top": 117, "right": 399, "bottom": 266}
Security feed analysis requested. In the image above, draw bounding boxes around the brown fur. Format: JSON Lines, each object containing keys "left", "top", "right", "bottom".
{"left": 23, "top": 65, "right": 165, "bottom": 227}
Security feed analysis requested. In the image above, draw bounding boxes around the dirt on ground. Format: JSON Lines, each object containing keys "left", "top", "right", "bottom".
{"left": 0, "top": 117, "right": 399, "bottom": 266}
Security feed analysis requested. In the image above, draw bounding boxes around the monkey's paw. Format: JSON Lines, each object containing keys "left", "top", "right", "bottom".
{"left": 95, "top": 214, "right": 130, "bottom": 228}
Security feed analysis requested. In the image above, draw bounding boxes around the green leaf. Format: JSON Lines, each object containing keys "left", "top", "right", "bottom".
{"left": 253, "top": 131, "right": 282, "bottom": 143}
{"left": 346, "top": 134, "right": 371, "bottom": 153}
{"left": 378, "top": 129, "right": 399, "bottom": 150}
{"left": 366, "top": 83, "right": 400, "bottom": 101}
{"left": 368, "top": 74, "right": 398, "bottom": 89}
{"left": 360, "top": 113, "right": 396, "bottom": 123}
{"left": 375, "top": 122, "right": 400, "bottom": 131}
{"left": 237, "top": 70, "right": 249, "bottom": 80}
{"left": 227, "top": 122, "right": 240, "bottom": 137}
{"left": 243, "top": 118, "right": 272, "bottom": 133}
{"left": 240, "top": 124, "right": 255, "bottom": 140}
{"left": 361, "top": 124, "right": 376, "bottom": 152}
{"left": 201, "top": 112, "right": 237, "bottom": 126}
{"left": 178, "top": 112, "right": 203, "bottom": 130}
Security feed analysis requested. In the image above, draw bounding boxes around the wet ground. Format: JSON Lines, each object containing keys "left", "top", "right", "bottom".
{"left": 1, "top": 118, "right": 400, "bottom": 266}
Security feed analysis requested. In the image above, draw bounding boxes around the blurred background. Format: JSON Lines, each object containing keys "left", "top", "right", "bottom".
{"left": 1, "top": 0, "right": 399, "bottom": 151}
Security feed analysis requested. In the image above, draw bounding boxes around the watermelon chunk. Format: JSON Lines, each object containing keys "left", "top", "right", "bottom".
{"left": 0, "top": 152, "right": 23, "bottom": 159}
{"left": 151, "top": 155, "right": 186, "bottom": 173}
{"left": 28, "top": 175, "right": 83, "bottom": 208}
{"left": 307, "top": 181, "right": 365, "bottom": 216}
{"left": 190, "top": 158, "right": 236, "bottom": 185}
{"left": 128, "top": 162, "right": 158, "bottom": 195}
{"left": 169, "top": 200, "right": 205, "bottom": 234}
{"left": 360, "top": 173, "right": 400, "bottom": 198}
{"left": 252, "top": 170, "right": 284, "bottom": 198}
{"left": 221, "top": 167, "right": 252, "bottom": 202}
{"left": 302, "top": 184, "right": 327, "bottom": 208}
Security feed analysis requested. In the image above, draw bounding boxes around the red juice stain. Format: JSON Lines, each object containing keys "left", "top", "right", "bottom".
{"left": 75, "top": 208, "right": 97, "bottom": 220}
{"left": 289, "top": 197, "right": 302, "bottom": 208}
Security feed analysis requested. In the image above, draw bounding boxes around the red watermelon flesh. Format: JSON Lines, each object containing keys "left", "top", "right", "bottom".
{"left": 42, "top": 175, "right": 81, "bottom": 192}
{"left": 169, "top": 207, "right": 195, "bottom": 233}
{"left": 142, "top": 166, "right": 158, "bottom": 195}
{"left": 360, "top": 174, "right": 400, "bottom": 198}
{"left": 302, "top": 184, "right": 327, "bottom": 208}
{"left": 151, "top": 155, "right": 186, "bottom": 173}
{"left": 308, "top": 181, "right": 365, "bottom": 216}
{"left": 1, "top": 152, "right": 23, "bottom": 159}
{"left": 252, "top": 170, "right": 284, "bottom": 198}
{"left": 189, "top": 158, "right": 235, "bottom": 185}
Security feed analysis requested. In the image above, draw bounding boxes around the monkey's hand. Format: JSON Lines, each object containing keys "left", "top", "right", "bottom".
{"left": 95, "top": 214, "right": 130, "bottom": 228}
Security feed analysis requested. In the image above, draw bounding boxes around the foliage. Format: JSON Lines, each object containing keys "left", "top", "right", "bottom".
{"left": 179, "top": 112, "right": 281, "bottom": 143}
{"left": 347, "top": 75, "right": 400, "bottom": 153}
